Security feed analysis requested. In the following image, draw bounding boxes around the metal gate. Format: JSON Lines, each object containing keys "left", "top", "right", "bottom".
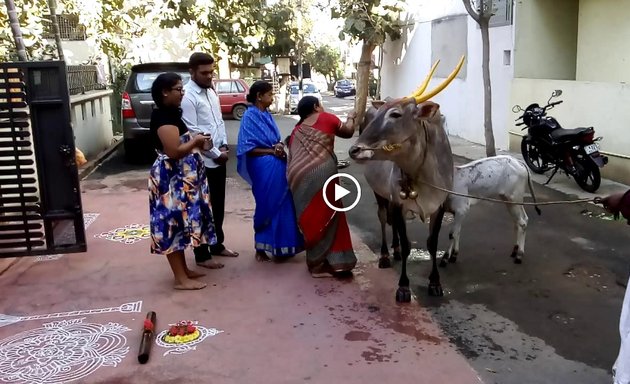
{"left": 0, "top": 61, "right": 86, "bottom": 258}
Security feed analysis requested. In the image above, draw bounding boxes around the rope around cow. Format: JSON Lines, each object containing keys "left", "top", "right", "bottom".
{"left": 416, "top": 178, "right": 602, "bottom": 206}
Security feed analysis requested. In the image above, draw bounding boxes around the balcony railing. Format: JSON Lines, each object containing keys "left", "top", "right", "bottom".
{"left": 66, "top": 65, "right": 107, "bottom": 95}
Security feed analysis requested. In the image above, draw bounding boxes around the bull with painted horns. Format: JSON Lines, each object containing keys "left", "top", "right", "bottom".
{"left": 349, "top": 56, "right": 465, "bottom": 301}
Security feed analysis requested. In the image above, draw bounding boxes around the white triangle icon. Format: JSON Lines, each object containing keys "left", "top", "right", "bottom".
{"left": 334, "top": 184, "right": 351, "bottom": 201}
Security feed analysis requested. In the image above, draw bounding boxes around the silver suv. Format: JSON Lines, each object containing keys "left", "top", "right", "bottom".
{"left": 121, "top": 62, "right": 190, "bottom": 162}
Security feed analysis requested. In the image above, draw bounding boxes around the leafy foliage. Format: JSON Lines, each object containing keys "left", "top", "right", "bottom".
{"left": 332, "top": 0, "right": 404, "bottom": 44}
{"left": 331, "top": 0, "right": 405, "bottom": 124}
{"left": 0, "top": 0, "right": 56, "bottom": 60}
{"left": 67, "top": 0, "right": 161, "bottom": 63}
{"left": 160, "top": 0, "right": 311, "bottom": 66}
{"left": 304, "top": 44, "right": 342, "bottom": 87}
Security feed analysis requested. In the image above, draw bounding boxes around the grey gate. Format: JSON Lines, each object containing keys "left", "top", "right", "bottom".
{"left": 0, "top": 61, "right": 86, "bottom": 258}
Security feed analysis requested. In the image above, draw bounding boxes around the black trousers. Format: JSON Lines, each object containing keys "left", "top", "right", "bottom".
{"left": 206, "top": 164, "right": 226, "bottom": 254}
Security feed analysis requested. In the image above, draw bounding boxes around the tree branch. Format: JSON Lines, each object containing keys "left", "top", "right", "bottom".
{"left": 462, "top": 0, "right": 481, "bottom": 24}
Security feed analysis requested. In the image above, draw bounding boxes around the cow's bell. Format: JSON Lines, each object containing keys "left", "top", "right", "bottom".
{"left": 399, "top": 191, "right": 408, "bottom": 200}
{"left": 408, "top": 190, "right": 418, "bottom": 199}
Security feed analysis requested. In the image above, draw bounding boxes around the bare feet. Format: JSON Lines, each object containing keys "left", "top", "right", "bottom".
{"left": 196, "top": 260, "right": 225, "bottom": 269}
{"left": 310, "top": 263, "right": 335, "bottom": 278}
{"left": 214, "top": 248, "right": 239, "bottom": 257}
{"left": 174, "top": 279, "right": 207, "bottom": 290}
{"left": 255, "top": 251, "right": 271, "bottom": 262}
{"left": 185, "top": 269, "right": 206, "bottom": 278}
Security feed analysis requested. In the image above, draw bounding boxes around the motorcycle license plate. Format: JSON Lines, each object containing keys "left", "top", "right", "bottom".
{"left": 584, "top": 143, "right": 600, "bottom": 154}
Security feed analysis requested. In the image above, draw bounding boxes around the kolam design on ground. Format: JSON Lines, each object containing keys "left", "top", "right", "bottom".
{"left": 0, "top": 318, "right": 130, "bottom": 384}
{"left": 95, "top": 224, "right": 150, "bottom": 244}
{"left": 0, "top": 301, "right": 143, "bottom": 329}
{"left": 155, "top": 321, "right": 223, "bottom": 356}
{"left": 37, "top": 213, "right": 102, "bottom": 262}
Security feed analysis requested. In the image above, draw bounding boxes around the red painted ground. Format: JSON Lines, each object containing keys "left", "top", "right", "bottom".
{"left": 0, "top": 176, "right": 483, "bottom": 384}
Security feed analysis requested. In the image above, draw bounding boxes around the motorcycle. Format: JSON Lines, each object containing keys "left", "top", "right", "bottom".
{"left": 513, "top": 90, "right": 608, "bottom": 193}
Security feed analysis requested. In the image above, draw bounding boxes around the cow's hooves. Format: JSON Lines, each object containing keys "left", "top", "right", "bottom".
{"left": 378, "top": 256, "right": 392, "bottom": 269}
{"left": 514, "top": 257, "right": 523, "bottom": 264}
{"left": 449, "top": 256, "right": 458, "bottom": 263}
{"left": 510, "top": 252, "right": 517, "bottom": 258}
{"left": 393, "top": 251, "right": 402, "bottom": 261}
{"left": 439, "top": 259, "right": 448, "bottom": 268}
{"left": 428, "top": 284, "right": 444, "bottom": 297}
{"left": 396, "top": 287, "right": 412, "bottom": 303}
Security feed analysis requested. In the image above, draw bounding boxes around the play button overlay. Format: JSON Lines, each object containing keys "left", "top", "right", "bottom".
{"left": 323, "top": 173, "right": 361, "bottom": 212}
{"left": 335, "top": 184, "right": 350, "bottom": 201}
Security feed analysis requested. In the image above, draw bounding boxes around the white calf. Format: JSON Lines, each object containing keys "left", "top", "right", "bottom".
{"left": 442, "top": 155, "right": 540, "bottom": 266}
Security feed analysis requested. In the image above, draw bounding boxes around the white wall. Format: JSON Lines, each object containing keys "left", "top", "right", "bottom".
{"left": 508, "top": 78, "right": 630, "bottom": 184}
{"left": 577, "top": 0, "right": 630, "bottom": 83}
{"left": 381, "top": 0, "right": 514, "bottom": 150}
{"left": 70, "top": 90, "right": 114, "bottom": 159}
{"left": 513, "top": 0, "right": 579, "bottom": 80}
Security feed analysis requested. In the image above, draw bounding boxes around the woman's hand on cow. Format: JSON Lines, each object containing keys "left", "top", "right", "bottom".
{"left": 345, "top": 111, "right": 357, "bottom": 130}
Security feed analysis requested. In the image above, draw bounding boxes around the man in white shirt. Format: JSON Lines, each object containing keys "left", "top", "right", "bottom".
{"left": 181, "top": 52, "right": 240, "bottom": 268}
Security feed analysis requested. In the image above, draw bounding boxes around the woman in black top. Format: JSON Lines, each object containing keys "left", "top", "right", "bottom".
{"left": 148, "top": 72, "right": 218, "bottom": 290}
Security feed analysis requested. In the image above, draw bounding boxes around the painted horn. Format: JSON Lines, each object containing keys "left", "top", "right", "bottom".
{"left": 414, "top": 55, "right": 466, "bottom": 104}
{"left": 407, "top": 60, "right": 440, "bottom": 99}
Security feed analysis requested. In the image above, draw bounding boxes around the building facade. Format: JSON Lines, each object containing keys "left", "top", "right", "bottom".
{"left": 380, "top": 0, "right": 630, "bottom": 184}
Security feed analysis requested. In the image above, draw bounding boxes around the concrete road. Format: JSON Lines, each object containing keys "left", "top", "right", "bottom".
{"left": 311, "top": 95, "right": 629, "bottom": 383}
{"left": 82, "top": 95, "right": 627, "bottom": 384}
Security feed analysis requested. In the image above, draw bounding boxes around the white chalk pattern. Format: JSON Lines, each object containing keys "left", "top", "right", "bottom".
{"left": 0, "top": 318, "right": 130, "bottom": 384}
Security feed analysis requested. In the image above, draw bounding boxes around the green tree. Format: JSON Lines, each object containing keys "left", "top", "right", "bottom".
{"left": 333, "top": 0, "right": 404, "bottom": 125}
{"left": 3, "top": 0, "right": 27, "bottom": 60}
{"left": 463, "top": 0, "right": 496, "bottom": 157}
{"left": 304, "top": 44, "right": 341, "bottom": 90}
{"left": 162, "top": 0, "right": 313, "bottom": 72}
{"left": 0, "top": 0, "right": 56, "bottom": 61}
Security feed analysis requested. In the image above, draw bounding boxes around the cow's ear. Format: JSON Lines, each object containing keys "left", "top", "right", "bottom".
{"left": 371, "top": 100, "right": 386, "bottom": 109}
{"left": 414, "top": 101, "right": 440, "bottom": 120}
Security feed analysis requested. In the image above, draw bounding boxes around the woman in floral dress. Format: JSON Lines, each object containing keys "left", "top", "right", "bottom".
{"left": 148, "top": 72, "right": 217, "bottom": 290}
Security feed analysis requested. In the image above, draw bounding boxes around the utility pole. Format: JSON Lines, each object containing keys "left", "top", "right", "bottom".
{"left": 296, "top": 0, "right": 303, "bottom": 99}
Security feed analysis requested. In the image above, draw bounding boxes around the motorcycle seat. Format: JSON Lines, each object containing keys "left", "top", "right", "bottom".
{"left": 550, "top": 127, "right": 593, "bottom": 140}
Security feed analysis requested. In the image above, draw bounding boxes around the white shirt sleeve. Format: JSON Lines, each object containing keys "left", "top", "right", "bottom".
{"left": 181, "top": 95, "right": 221, "bottom": 158}
{"left": 217, "top": 118, "right": 228, "bottom": 148}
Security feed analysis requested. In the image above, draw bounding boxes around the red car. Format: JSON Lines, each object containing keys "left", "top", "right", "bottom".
{"left": 213, "top": 78, "right": 249, "bottom": 120}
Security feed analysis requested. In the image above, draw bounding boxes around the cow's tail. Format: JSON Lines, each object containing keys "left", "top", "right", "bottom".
{"left": 525, "top": 165, "right": 542, "bottom": 216}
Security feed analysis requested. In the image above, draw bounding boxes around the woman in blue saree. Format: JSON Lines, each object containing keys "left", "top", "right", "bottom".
{"left": 237, "top": 81, "right": 304, "bottom": 261}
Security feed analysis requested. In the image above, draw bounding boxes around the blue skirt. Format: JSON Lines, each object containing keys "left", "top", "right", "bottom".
{"left": 149, "top": 142, "right": 216, "bottom": 254}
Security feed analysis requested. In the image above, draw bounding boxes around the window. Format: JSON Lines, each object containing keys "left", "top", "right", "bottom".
{"left": 215, "top": 81, "right": 234, "bottom": 94}
{"left": 304, "top": 84, "right": 318, "bottom": 93}
{"left": 235, "top": 81, "right": 245, "bottom": 93}
{"left": 133, "top": 72, "right": 190, "bottom": 93}
{"left": 489, "top": 0, "right": 513, "bottom": 28}
{"left": 42, "top": 14, "right": 87, "bottom": 41}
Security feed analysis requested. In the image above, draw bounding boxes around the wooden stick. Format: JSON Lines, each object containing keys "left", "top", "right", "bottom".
{"left": 138, "top": 311, "right": 156, "bottom": 364}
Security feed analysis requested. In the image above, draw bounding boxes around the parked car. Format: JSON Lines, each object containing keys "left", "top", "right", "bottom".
{"left": 287, "top": 82, "right": 322, "bottom": 114}
{"left": 334, "top": 79, "right": 355, "bottom": 98}
{"left": 121, "top": 62, "right": 249, "bottom": 162}
{"left": 214, "top": 78, "right": 249, "bottom": 120}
